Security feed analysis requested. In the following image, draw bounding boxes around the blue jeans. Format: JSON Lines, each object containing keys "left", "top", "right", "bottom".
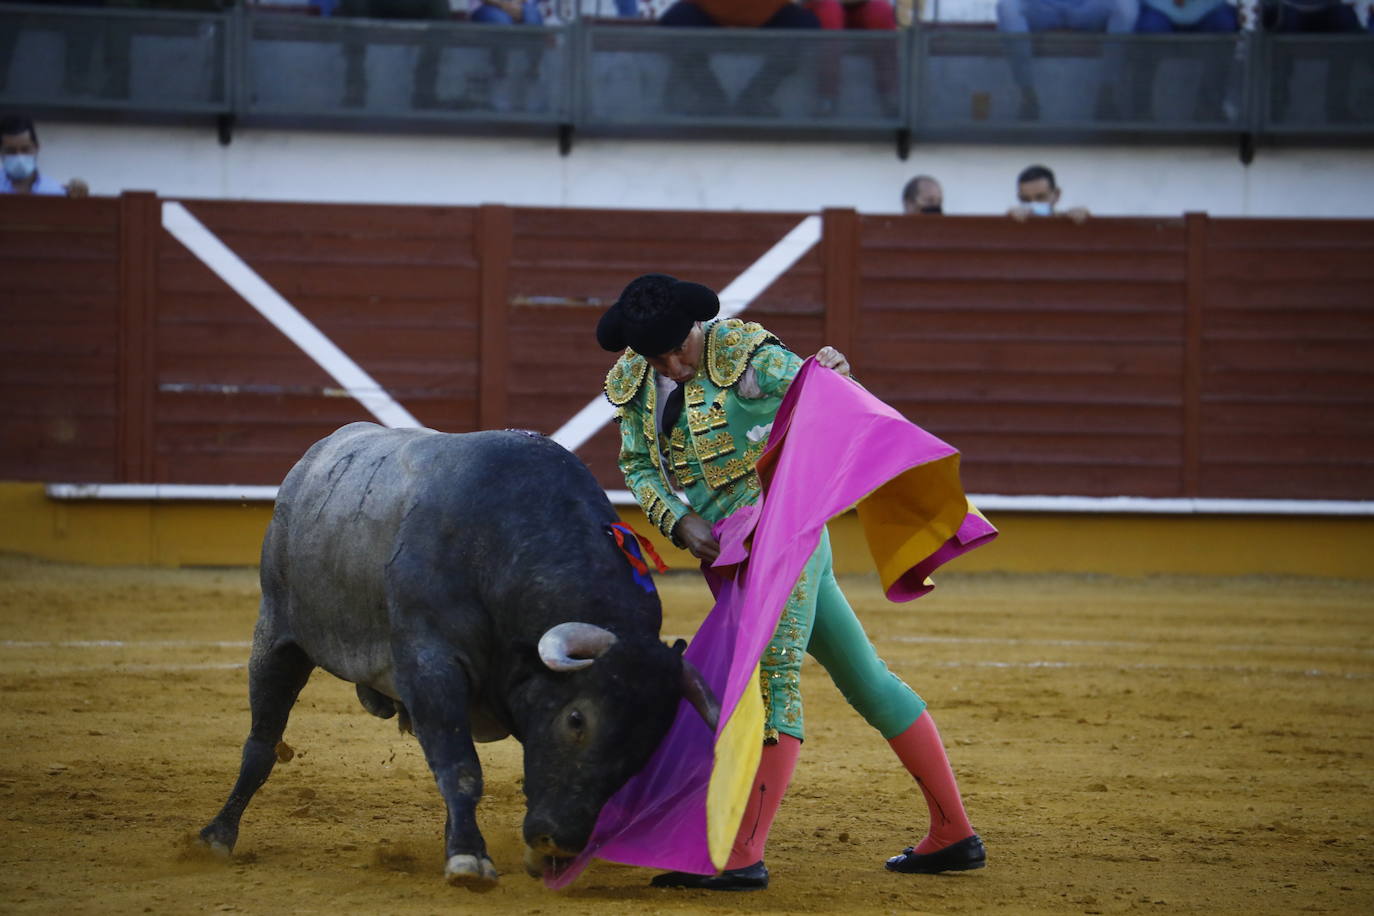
{"left": 996, "top": 0, "right": 1139, "bottom": 102}
{"left": 470, "top": 2, "right": 544, "bottom": 25}
{"left": 1135, "top": 3, "right": 1238, "bottom": 31}
{"left": 997, "top": 0, "right": 1139, "bottom": 33}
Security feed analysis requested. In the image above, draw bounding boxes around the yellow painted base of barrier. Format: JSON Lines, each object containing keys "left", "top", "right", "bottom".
{"left": 2, "top": 482, "right": 1371, "bottom": 578}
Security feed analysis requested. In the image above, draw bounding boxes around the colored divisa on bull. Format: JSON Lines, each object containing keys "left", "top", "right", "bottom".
{"left": 199, "top": 422, "right": 719, "bottom": 890}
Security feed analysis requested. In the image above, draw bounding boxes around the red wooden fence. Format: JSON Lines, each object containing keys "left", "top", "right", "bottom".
{"left": 2, "top": 193, "right": 1371, "bottom": 500}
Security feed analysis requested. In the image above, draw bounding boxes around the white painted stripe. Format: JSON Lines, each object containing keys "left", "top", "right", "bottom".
{"left": 41, "top": 482, "right": 1374, "bottom": 516}
{"left": 968, "top": 494, "right": 1374, "bottom": 515}
{"left": 6, "top": 658, "right": 1366, "bottom": 680}
{"left": 888, "top": 635, "right": 1374, "bottom": 656}
{"left": 7, "top": 663, "right": 248, "bottom": 675}
{"left": 46, "top": 483, "right": 279, "bottom": 501}
{"left": 920, "top": 659, "right": 1372, "bottom": 680}
{"left": 2, "top": 640, "right": 252, "bottom": 649}
{"left": 548, "top": 215, "right": 823, "bottom": 453}
{"left": 714, "top": 215, "right": 823, "bottom": 320}
{"left": 161, "top": 201, "right": 421, "bottom": 430}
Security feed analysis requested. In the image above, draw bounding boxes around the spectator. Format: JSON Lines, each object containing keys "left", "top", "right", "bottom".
{"left": 995, "top": 0, "right": 1139, "bottom": 120}
{"left": 470, "top": 0, "right": 542, "bottom": 23}
{"left": 0, "top": 114, "right": 87, "bottom": 197}
{"left": 0, "top": 0, "right": 106, "bottom": 98}
{"left": 807, "top": 0, "right": 898, "bottom": 29}
{"left": 1265, "top": 0, "right": 1363, "bottom": 30}
{"left": 1131, "top": 0, "right": 1239, "bottom": 122}
{"left": 1137, "top": 0, "right": 1238, "bottom": 30}
{"left": 1263, "top": 0, "right": 1364, "bottom": 122}
{"left": 659, "top": 1, "right": 822, "bottom": 117}
{"left": 335, "top": 0, "right": 451, "bottom": 109}
{"left": 806, "top": 1, "right": 900, "bottom": 116}
{"left": 901, "top": 174, "right": 944, "bottom": 214}
{"left": 1007, "top": 164, "right": 1088, "bottom": 223}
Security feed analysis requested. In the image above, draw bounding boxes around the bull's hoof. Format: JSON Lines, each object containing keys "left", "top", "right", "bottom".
{"left": 444, "top": 854, "right": 499, "bottom": 891}
{"left": 197, "top": 826, "right": 235, "bottom": 860}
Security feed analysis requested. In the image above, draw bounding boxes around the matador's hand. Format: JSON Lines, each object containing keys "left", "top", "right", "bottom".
{"left": 815, "top": 346, "right": 851, "bottom": 378}
{"left": 673, "top": 513, "right": 720, "bottom": 563}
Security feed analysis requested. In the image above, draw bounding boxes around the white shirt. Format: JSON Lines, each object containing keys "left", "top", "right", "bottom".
{"left": 0, "top": 171, "right": 68, "bottom": 195}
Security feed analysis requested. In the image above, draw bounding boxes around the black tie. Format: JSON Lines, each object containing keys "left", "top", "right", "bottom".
{"left": 661, "top": 382, "right": 685, "bottom": 437}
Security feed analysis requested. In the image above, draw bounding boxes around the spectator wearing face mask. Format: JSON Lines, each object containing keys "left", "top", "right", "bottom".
{"left": 902, "top": 174, "right": 944, "bottom": 215}
{"left": 1007, "top": 164, "right": 1088, "bottom": 224}
{"left": 1, "top": 114, "right": 87, "bottom": 197}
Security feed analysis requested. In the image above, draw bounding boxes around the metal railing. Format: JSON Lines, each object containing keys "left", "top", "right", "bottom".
{"left": 1, "top": 3, "right": 1370, "bottom": 153}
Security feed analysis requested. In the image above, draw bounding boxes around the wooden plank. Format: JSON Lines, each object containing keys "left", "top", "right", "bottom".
{"left": 180, "top": 199, "right": 478, "bottom": 238}
{"left": 0, "top": 194, "right": 120, "bottom": 231}
{"left": 856, "top": 369, "right": 1182, "bottom": 405}
{"left": 1204, "top": 217, "right": 1374, "bottom": 249}
{"left": 1204, "top": 249, "right": 1374, "bottom": 282}
{"left": 1198, "top": 464, "right": 1374, "bottom": 500}
{"left": 1201, "top": 339, "right": 1374, "bottom": 373}
{"left": 857, "top": 308, "right": 1182, "bottom": 342}
{"left": 1, "top": 260, "right": 120, "bottom": 291}
{"left": 858, "top": 278, "right": 1185, "bottom": 314}
{"left": 822, "top": 208, "right": 859, "bottom": 362}
{"left": 118, "top": 191, "right": 158, "bottom": 484}
{"left": 859, "top": 249, "right": 1186, "bottom": 283}
{"left": 478, "top": 205, "right": 512, "bottom": 432}
{"left": 859, "top": 215, "right": 1187, "bottom": 252}
{"left": 859, "top": 339, "right": 1182, "bottom": 375}
{"left": 961, "top": 463, "right": 1186, "bottom": 498}
{"left": 1182, "top": 212, "right": 1205, "bottom": 498}
{"left": 885, "top": 401, "right": 1181, "bottom": 435}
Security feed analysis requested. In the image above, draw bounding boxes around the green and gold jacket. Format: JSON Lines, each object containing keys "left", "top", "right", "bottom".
{"left": 604, "top": 318, "right": 802, "bottom": 542}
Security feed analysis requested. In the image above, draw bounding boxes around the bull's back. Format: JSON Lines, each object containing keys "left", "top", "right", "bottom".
{"left": 264, "top": 422, "right": 437, "bottom": 681}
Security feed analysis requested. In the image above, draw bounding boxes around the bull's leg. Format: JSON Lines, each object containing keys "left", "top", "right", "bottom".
{"left": 391, "top": 643, "right": 498, "bottom": 891}
{"left": 200, "top": 638, "right": 314, "bottom": 857}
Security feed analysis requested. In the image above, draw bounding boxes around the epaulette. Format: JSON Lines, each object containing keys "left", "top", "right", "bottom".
{"left": 706, "top": 319, "right": 781, "bottom": 389}
{"left": 604, "top": 350, "right": 649, "bottom": 407}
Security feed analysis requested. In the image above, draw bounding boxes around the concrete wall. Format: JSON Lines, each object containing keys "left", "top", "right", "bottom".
{"left": 38, "top": 121, "right": 1374, "bottom": 218}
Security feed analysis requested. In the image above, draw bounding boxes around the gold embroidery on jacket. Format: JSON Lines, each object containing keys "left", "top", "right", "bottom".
{"left": 604, "top": 351, "right": 648, "bottom": 406}
{"left": 693, "top": 430, "right": 736, "bottom": 462}
{"left": 705, "top": 319, "right": 781, "bottom": 389}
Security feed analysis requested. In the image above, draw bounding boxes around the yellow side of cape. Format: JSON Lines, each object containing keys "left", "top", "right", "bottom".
{"left": 704, "top": 664, "right": 765, "bottom": 871}
{"left": 854, "top": 454, "right": 969, "bottom": 595}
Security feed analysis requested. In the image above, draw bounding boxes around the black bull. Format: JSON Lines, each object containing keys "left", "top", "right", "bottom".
{"left": 199, "top": 423, "right": 718, "bottom": 890}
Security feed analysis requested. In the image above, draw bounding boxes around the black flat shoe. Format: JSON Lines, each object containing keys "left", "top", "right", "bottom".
{"left": 650, "top": 860, "right": 769, "bottom": 891}
{"left": 885, "top": 834, "right": 986, "bottom": 874}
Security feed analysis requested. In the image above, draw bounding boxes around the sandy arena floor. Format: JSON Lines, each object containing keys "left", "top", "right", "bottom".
{"left": 1, "top": 554, "right": 1371, "bottom": 915}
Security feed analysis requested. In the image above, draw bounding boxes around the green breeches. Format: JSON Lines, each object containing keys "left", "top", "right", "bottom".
{"left": 758, "top": 528, "right": 927, "bottom": 743}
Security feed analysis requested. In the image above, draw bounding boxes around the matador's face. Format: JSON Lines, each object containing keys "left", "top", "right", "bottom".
{"left": 645, "top": 322, "right": 704, "bottom": 385}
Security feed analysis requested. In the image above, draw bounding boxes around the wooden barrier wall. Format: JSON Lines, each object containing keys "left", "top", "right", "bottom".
{"left": 2, "top": 193, "right": 1371, "bottom": 499}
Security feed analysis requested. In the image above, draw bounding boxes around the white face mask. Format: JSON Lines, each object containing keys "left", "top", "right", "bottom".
{"left": 3, "top": 153, "right": 36, "bottom": 181}
{"left": 1027, "top": 200, "right": 1053, "bottom": 217}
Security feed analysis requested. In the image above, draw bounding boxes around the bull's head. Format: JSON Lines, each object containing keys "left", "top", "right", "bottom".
{"left": 519, "top": 622, "right": 718, "bottom": 879}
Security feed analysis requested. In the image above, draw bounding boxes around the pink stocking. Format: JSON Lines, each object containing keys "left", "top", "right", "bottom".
{"left": 887, "top": 712, "right": 974, "bottom": 854}
{"left": 725, "top": 735, "right": 801, "bottom": 869}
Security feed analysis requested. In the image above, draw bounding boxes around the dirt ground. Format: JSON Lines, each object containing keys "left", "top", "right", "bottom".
{"left": 1, "top": 554, "right": 1371, "bottom": 916}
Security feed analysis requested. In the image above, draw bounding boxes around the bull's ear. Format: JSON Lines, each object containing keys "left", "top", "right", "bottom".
{"left": 671, "top": 638, "right": 687, "bottom": 655}
{"left": 680, "top": 658, "right": 720, "bottom": 733}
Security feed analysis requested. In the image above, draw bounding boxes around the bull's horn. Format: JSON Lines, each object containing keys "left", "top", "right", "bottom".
{"left": 680, "top": 658, "right": 720, "bottom": 733}
{"left": 538, "top": 623, "right": 618, "bottom": 672}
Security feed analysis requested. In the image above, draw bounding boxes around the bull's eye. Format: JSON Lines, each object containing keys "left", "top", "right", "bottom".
{"left": 568, "top": 709, "right": 585, "bottom": 730}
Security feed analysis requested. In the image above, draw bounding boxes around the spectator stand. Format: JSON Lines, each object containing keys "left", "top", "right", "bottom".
{"left": 238, "top": 3, "right": 572, "bottom": 135}
{"left": 0, "top": 0, "right": 1369, "bottom": 157}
